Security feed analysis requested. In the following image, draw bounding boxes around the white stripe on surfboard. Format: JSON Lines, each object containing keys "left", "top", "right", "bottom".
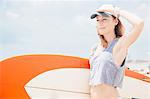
{"left": 25, "top": 86, "right": 89, "bottom": 95}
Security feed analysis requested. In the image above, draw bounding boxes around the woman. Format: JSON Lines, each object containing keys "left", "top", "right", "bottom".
{"left": 89, "top": 5, "right": 144, "bottom": 99}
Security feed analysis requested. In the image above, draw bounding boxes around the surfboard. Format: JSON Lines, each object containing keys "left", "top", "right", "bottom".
{"left": 1, "top": 54, "right": 150, "bottom": 99}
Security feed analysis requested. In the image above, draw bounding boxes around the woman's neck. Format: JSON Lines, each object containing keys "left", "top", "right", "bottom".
{"left": 103, "top": 31, "right": 116, "bottom": 45}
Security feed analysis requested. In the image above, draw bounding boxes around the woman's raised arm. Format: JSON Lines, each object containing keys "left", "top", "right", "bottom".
{"left": 119, "top": 9, "right": 144, "bottom": 49}
{"left": 96, "top": 4, "right": 144, "bottom": 49}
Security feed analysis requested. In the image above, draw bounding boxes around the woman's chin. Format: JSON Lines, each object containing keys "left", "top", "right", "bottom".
{"left": 97, "top": 29, "right": 107, "bottom": 35}
{"left": 98, "top": 31, "right": 105, "bottom": 35}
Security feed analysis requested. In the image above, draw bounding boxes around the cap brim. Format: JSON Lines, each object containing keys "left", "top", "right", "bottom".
{"left": 90, "top": 12, "right": 113, "bottom": 19}
{"left": 90, "top": 14, "right": 98, "bottom": 19}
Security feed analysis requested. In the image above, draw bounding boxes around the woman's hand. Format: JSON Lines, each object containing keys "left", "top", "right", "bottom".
{"left": 96, "top": 4, "right": 120, "bottom": 18}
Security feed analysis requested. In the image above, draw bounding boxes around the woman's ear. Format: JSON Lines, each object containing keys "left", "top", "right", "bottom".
{"left": 114, "top": 18, "right": 119, "bottom": 25}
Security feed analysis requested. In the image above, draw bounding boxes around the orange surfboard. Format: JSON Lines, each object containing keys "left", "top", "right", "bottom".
{"left": 0, "top": 54, "right": 150, "bottom": 99}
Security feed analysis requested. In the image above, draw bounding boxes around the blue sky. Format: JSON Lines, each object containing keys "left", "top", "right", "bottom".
{"left": 1, "top": 0, "right": 150, "bottom": 61}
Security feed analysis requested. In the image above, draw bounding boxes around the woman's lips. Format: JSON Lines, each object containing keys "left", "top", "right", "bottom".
{"left": 99, "top": 27, "right": 105, "bottom": 29}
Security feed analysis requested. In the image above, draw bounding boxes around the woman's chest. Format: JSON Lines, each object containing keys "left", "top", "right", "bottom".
{"left": 90, "top": 51, "right": 113, "bottom": 65}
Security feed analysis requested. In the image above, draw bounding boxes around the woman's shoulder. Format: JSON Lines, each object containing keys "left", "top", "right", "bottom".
{"left": 90, "top": 42, "right": 105, "bottom": 53}
{"left": 90, "top": 43, "right": 98, "bottom": 50}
